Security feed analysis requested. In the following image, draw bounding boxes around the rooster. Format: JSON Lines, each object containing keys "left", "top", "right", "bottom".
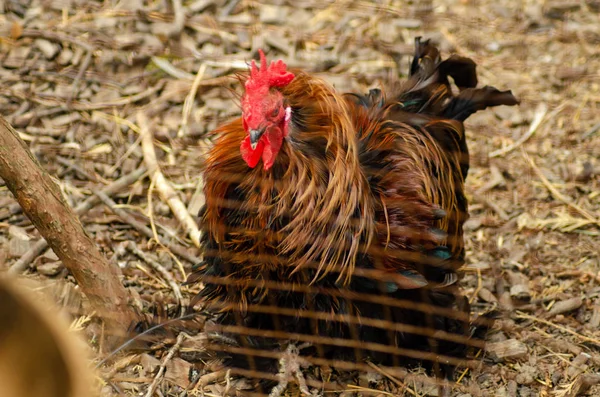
{"left": 187, "top": 38, "right": 518, "bottom": 382}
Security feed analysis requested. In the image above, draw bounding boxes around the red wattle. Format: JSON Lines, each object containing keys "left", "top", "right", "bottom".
{"left": 240, "top": 136, "right": 264, "bottom": 168}
{"left": 262, "top": 128, "right": 283, "bottom": 170}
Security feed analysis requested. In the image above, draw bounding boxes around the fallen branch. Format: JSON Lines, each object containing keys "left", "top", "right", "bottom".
{"left": 0, "top": 116, "right": 140, "bottom": 344}
{"left": 137, "top": 111, "right": 202, "bottom": 248}
{"left": 9, "top": 167, "right": 147, "bottom": 274}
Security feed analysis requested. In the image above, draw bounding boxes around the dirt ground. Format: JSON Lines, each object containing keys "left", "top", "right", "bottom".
{"left": 0, "top": 0, "right": 599, "bottom": 396}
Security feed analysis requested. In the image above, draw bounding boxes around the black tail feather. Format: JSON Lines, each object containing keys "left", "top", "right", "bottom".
{"left": 444, "top": 86, "right": 520, "bottom": 121}
{"left": 407, "top": 37, "right": 518, "bottom": 122}
{"left": 410, "top": 36, "right": 478, "bottom": 91}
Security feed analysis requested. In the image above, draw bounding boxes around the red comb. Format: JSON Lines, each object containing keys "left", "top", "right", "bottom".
{"left": 245, "top": 49, "right": 295, "bottom": 91}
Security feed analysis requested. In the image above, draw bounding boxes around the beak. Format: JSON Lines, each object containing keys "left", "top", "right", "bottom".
{"left": 249, "top": 127, "right": 266, "bottom": 150}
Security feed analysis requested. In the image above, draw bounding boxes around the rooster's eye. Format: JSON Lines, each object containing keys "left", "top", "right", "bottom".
{"left": 270, "top": 108, "right": 280, "bottom": 118}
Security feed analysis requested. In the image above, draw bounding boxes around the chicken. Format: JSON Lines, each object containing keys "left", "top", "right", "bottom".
{"left": 187, "top": 38, "right": 518, "bottom": 382}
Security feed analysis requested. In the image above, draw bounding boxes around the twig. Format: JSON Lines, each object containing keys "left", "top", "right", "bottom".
{"left": 20, "top": 28, "right": 94, "bottom": 51}
{"left": 5, "top": 82, "right": 166, "bottom": 111}
{"left": 515, "top": 311, "right": 600, "bottom": 346}
{"left": 8, "top": 240, "right": 49, "bottom": 274}
{"left": 151, "top": 57, "right": 196, "bottom": 81}
{"left": 92, "top": 111, "right": 145, "bottom": 176}
{"left": 72, "top": 83, "right": 165, "bottom": 111}
{"left": 144, "top": 332, "right": 186, "bottom": 397}
{"left": 11, "top": 106, "right": 66, "bottom": 128}
{"left": 137, "top": 111, "right": 202, "bottom": 248}
{"left": 178, "top": 63, "right": 207, "bottom": 138}
{"left": 455, "top": 349, "right": 482, "bottom": 385}
{"left": 221, "top": 0, "right": 240, "bottom": 16}
{"left": 0, "top": 116, "right": 140, "bottom": 344}
{"left": 134, "top": 263, "right": 169, "bottom": 289}
{"left": 75, "top": 168, "right": 147, "bottom": 213}
{"left": 126, "top": 241, "right": 186, "bottom": 315}
{"left": 0, "top": 202, "right": 23, "bottom": 221}
{"left": 366, "top": 361, "right": 417, "bottom": 397}
{"left": 185, "top": 24, "right": 239, "bottom": 44}
{"left": 481, "top": 197, "right": 509, "bottom": 221}
{"left": 187, "top": 175, "right": 205, "bottom": 222}
{"left": 56, "top": 155, "right": 100, "bottom": 183}
{"left": 223, "top": 370, "right": 233, "bottom": 396}
{"left": 489, "top": 103, "right": 548, "bottom": 158}
{"left": 147, "top": 171, "right": 162, "bottom": 247}
{"left": 581, "top": 121, "right": 600, "bottom": 139}
{"left": 345, "top": 385, "right": 397, "bottom": 397}
{"left": 93, "top": 190, "right": 201, "bottom": 265}
{"left": 9, "top": 167, "right": 147, "bottom": 274}
{"left": 523, "top": 151, "right": 600, "bottom": 227}
{"left": 96, "top": 313, "right": 202, "bottom": 371}
{"left": 68, "top": 49, "right": 94, "bottom": 106}
{"left": 197, "top": 370, "right": 227, "bottom": 388}
{"left": 170, "top": 0, "right": 185, "bottom": 36}
{"left": 143, "top": 174, "right": 189, "bottom": 282}
{"left": 475, "top": 165, "right": 505, "bottom": 196}
{"left": 148, "top": 0, "right": 185, "bottom": 38}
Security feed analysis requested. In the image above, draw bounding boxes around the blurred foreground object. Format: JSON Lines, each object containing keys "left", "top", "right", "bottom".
{"left": 187, "top": 38, "right": 518, "bottom": 390}
{"left": 0, "top": 116, "right": 140, "bottom": 346}
{"left": 0, "top": 276, "right": 96, "bottom": 397}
